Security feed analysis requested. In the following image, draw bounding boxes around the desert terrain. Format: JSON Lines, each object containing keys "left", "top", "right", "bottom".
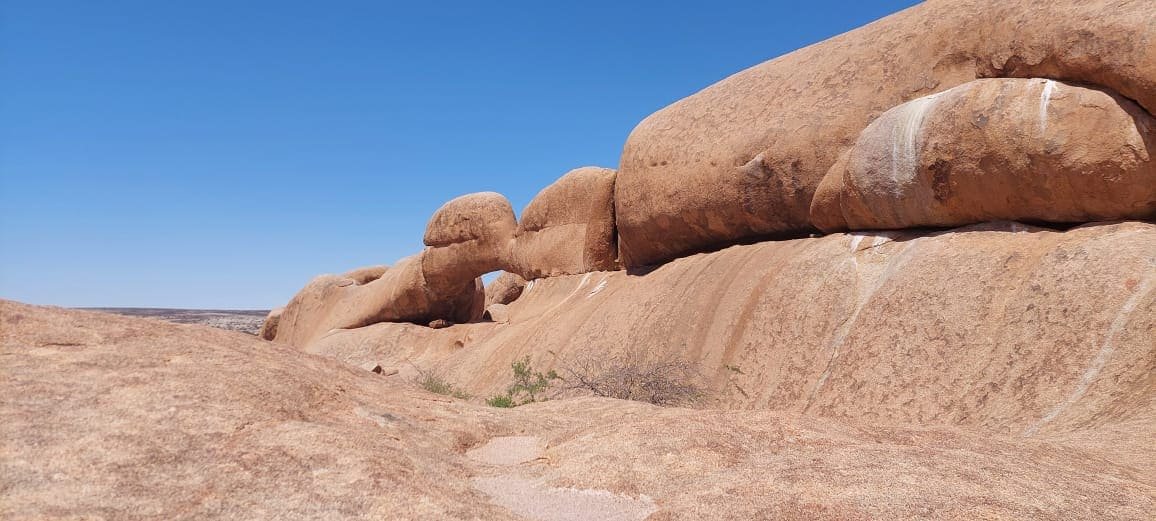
{"left": 3, "top": 0, "right": 1155, "bottom": 519}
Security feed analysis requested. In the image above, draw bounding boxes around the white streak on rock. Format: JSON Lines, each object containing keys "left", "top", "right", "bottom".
{"left": 849, "top": 234, "right": 866, "bottom": 253}
{"left": 1039, "top": 79, "right": 1057, "bottom": 135}
{"left": 543, "top": 273, "right": 591, "bottom": 316}
{"left": 587, "top": 277, "right": 608, "bottom": 298}
{"left": 888, "top": 93, "right": 943, "bottom": 195}
{"left": 1023, "top": 267, "right": 1154, "bottom": 437}
{"left": 806, "top": 238, "right": 924, "bottom": 410}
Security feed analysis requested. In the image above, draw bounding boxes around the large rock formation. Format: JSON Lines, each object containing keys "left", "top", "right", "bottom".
{"left": 508, "top": 167, "right": 619, "bottom": 279}
{"left": 615, "top": 0, "right": 1156, "bottom": 267}
{"left": 262, "top": 1, "right": 1156, "bottom": 356}
{"left": 812, "top": 78, "right": 1156, "bottom": 231}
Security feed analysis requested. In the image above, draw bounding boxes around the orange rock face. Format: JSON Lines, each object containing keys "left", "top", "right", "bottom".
{"left": 813, "top": 78, "right": 1156, "bottom": 231}
{"left": 267, "top": 1, "right": 1155, "bottom": 348}
{"left": 268, "top": 193, "right": 517, "bottom": 344}
{"left": 616, "top": 0, "right": 1156, "bottom": 267}
{"left": 267, "top": 165, "right": 626, "bottom": 336}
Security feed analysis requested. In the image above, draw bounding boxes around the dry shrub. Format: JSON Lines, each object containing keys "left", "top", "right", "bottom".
{"left": 561, "top": 352, "right": 705, "bottom": 406}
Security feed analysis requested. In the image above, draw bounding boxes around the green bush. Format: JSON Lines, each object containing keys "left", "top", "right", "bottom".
{"left": 486, "top": 356, "right": 559, "bottom": 408}
{"left": 485, "top": 394, "right": 515, "bottom": 408}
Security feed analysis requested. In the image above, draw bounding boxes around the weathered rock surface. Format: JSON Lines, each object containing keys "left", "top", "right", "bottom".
{"left": 0, "top": 301, "right": 514, "bottom": 520}
{"left": 809, "top": 150, "right": 853, "bottom": 232}
{"left": 485, "top": 271, "right": 527, "bottom": 307}
{"left": 359, "top": 361, "right": 398, "bottom": 376}
{"left": 310, "top": 221, "right": 1156, "bottom": 439}
{"left": 3, "top": 301, "right": 1153, "bottom": 519}
{"left": 812, "top": 78, "right": 1156, "bottom": 231}
{"left": 509, "top": 167, "right": 619, "bottom": 279}
{"left": 342, "top": 264, "right": 389, "bottom": 284}
{"left": 616, "top": 0, "right": 1156, "bottom": 267}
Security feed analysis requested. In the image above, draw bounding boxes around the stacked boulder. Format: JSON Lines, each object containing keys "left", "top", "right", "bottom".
{"left": 266, "top": 169, "right": 620, "bottom": 345}
{"left": 508, "top": 166, "right": 619, "bottom": 279}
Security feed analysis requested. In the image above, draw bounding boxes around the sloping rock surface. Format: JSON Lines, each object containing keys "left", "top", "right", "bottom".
{"left": 3, "top": 301, "right": 1153, "bottom": 519}
{"left": 309, "top": 221, "right": 1156, "bottom": 440}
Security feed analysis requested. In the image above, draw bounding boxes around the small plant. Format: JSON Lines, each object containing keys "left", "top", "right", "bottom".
{"left": 486, "top": 356, "right": 559, "bottom": 407}
{"left": 485, "top": 394, "right": 515, "bottom": 408}
{"left": 509, "top": 357, "right": 559, "bottom": 403}
{"left": 412, "top": 366, "right": 471, "bottom": 400}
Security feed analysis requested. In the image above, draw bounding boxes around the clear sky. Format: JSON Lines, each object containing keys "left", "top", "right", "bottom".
{"left": 0, "top": 0, "right": 920, "bottom": 309}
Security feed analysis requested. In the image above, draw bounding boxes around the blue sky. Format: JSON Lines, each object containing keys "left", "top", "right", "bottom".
{"left": 0, "top": 0, "right": 920, "bottom": 309}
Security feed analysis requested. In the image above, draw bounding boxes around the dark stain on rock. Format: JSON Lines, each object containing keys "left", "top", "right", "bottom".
{"left": 930, "top": 160, "right": 952, "bottom": 202}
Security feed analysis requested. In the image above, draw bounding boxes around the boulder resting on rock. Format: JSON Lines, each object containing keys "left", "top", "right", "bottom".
{"left": 811, "top": 78, "right": 1156, "bottom": 231}
{"left": 508, "top": 167, "right": 619, "bottom": 279}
